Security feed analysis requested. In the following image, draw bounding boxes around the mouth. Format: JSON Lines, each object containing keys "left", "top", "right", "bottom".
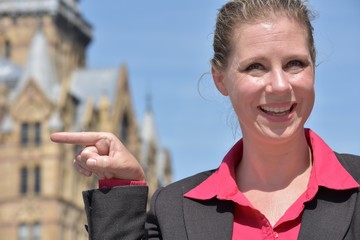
{"left": 258, "top": 103, "right": 296, "bottom": 117}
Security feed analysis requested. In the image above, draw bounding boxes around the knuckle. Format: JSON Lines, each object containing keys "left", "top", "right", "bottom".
{"left": 81, "top": 148, "right": 96, "bottom": 157}
{"left": 101, "top": 157, "right": 111, "bottom": 170}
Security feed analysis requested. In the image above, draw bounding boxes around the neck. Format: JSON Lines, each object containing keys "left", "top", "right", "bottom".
{"left": 237, "top": 130, "right": 312, "bottom": 192}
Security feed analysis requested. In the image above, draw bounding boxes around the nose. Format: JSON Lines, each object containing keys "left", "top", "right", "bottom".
{"left": 265, "top": 69, "right": 291, "bottom": 94}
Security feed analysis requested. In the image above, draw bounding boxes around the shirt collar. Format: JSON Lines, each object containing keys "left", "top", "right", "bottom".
{"left": 184, "top": 139, "right": 242, "bottom": 200}
{"left": 184, "top": 128, "right": 359, "bottom": 201}
{"left": 306, "top": 129, "right": 360, "bottom": 190}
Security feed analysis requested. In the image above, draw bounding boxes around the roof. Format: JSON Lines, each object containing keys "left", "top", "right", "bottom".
{"left": 10, "top": 29, "right": 60, "bottom": 103}
{"left": 0, "top": 57, "right": 22, "bottom": 89}
{"left": 70, "top": 68, "right": 121, "bottom": 108}
{"left": 69, "top": 67, "right": 121, "bottom": 130}
{"left": 0, "top": 114, "right": 13, "bottom": 133}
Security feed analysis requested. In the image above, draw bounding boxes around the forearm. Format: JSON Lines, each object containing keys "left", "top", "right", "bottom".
{"left": 83, "top": 186, "right": 148, "bottom": 240}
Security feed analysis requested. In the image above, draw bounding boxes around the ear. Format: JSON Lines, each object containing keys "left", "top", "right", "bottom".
{"left": 212, "top": 65, "right": 228, "bottom": 96}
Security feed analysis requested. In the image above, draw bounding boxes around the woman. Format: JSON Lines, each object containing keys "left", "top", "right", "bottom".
{"left": 51, "top": 0, "right": 360, "bottom": 239}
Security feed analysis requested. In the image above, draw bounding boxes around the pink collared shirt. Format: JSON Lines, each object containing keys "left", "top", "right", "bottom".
{"left": 185, "top": 129, "right": 360, "bottom": 239}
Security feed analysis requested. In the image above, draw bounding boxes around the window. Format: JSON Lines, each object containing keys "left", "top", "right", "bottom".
{"left": 21, "top": 123, "right": 29, "bottom": 146}
{"left": 18, "top": 223, "right": 29, "bottom": 240}
{"left": 17, "top": 223, "right": 41, "bottom": 240}
{"left": 20, "top": 166, "right": 41, "bottom": 196}
{"left": 34, "top": 122, "right": 41, "bottom": 145}
{"left": 33, "top": 223, "right": 41, "bottom": 240}
{"left": 34, "top": 166, "right": 41, "bottom": 194}
{"left": 20, "top": 167, "right": 28, "bottom": 195}
{"left": 20, "top": 122, "right": 42, "bottom": 146}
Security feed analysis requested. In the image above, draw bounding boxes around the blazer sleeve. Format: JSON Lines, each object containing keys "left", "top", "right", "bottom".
{"left": 144, "top": 188, "right": 163, "bottom": 239}
{"left": 82, "top": 185, "right": 149, "bottom": 240}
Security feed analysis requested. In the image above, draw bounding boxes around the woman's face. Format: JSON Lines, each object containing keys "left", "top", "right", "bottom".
{"left": 213, "top": 16, "right": 315, "bottom": 143}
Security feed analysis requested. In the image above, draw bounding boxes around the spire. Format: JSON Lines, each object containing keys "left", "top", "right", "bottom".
{"left": 146, "top": 91, "right": 152, "bottom": 113}
{"left": 142, "top": 102, "right": 158, "bottom": 144}
{"left": 142, "top": 81, "right": 157, "bottom": 143}
{"left": 10, "top": 28, "right": 60, "bottom": 102}
{"left": 145, "top": 79, "right": 153, "bottom": 112}
{"left": 140, "top": 96, "right": 158, "bottom": 168}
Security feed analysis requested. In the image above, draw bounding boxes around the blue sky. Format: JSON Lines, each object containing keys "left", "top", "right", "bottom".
{"left": 79, "top": 1, "right": 360, "bottom": 181}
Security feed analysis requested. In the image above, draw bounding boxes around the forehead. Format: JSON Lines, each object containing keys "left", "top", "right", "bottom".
{"left": 231, "top": 16, "right": 309, "bottom": 54}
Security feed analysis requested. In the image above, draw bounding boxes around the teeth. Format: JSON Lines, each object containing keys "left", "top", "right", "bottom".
{"left": 261, "top": 105, "right": 291, "bottom": 113}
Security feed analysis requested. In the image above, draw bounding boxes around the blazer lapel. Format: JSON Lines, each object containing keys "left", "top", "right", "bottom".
{"left": 298, "top": 187, "right": 358, "bottom": 240}
{"left": 183, "top": 196, "right": 234, "bottom": 240}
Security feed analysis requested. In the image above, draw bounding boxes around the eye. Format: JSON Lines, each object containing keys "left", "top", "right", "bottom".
{"left": 245, "top": 63, "right": 264, "bottom": 72}
{"left": 285, "top": 60, "right": 305, "bottom": 71}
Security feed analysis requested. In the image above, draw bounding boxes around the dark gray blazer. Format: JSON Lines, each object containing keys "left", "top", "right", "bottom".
{"left": 83, "top": 153, "right": 360, "bottom": 240}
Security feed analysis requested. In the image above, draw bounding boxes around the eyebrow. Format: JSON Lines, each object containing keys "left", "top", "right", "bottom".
{"left": 239, "top": 53, "right": 310, "bottom": 65}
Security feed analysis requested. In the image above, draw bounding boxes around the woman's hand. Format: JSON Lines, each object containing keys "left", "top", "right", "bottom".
{"left": 50, "top": 132, "right": 145, "bottom": 181}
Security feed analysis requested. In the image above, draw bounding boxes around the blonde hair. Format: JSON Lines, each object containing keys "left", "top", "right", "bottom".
{"left": 211, "top": 0, "right": 316, "bottom": 70}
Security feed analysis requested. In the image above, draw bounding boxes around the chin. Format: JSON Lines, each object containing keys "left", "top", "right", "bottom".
{"left": 257, "top": 124, "right": 305, "bottom": 142}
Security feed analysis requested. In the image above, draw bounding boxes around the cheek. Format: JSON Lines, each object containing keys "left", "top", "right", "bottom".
{"left": 291, "top": 70, "right": 315, "bottom": 95}
{"left": 292, "top": 69, "right": 314, "bottom": 87}
{"left": 224, "top": 70, "right": 266, "bottom": 109}
{"left": 227, "top": 80, "right": 263, "bottom": 112}
{"left": 292, "top": 74, "right": 315, "bottom": 112}
{"left": 306, "top": 87, "right": 315, "bottom": 110}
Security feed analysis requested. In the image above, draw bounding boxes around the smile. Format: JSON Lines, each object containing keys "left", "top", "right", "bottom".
{"left": 258, "top": 104, "right": 296, "bottom": 116}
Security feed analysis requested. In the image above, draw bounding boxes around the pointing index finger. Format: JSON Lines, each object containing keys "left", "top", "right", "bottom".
{"left": 50, "top": 132, "right": 104, "bottom": 146}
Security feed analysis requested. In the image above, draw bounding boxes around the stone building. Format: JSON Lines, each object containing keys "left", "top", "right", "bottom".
{"left": 0, "top": 0, "right": 172, "bottom": 239}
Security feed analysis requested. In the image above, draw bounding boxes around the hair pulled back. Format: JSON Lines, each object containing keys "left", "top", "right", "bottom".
{"left": 211, "top": 0, "right": 316, "bottom": 71}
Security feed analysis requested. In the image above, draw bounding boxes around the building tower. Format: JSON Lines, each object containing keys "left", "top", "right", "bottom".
{"left": 0, "top": 0, "right": 91, "bottom": 81}
{"left": 0, "top": 1, "right": 172, "bottom": 239}
{"left": 141, "top": 94, "right": 172, "bottom": 201}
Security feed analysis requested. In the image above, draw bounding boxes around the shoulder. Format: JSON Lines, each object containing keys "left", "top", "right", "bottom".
{"left": 158, "top": 169, "right": 215, "bottom": 197}
{"left": 147, "top": 169, "right": 215, "bottom": 224}
{"left": 150, "top": 169, "right": 215, "bottom": 204}
{"left": 335, "top": 152, "right": 360, "bottom": 182}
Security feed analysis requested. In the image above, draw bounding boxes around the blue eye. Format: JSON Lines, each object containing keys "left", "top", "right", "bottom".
{"left": 286, "top": 60, "right": 304, "bottom": 69}
{"left": 246, "top": 63, "right": 264, "bottom": 72}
